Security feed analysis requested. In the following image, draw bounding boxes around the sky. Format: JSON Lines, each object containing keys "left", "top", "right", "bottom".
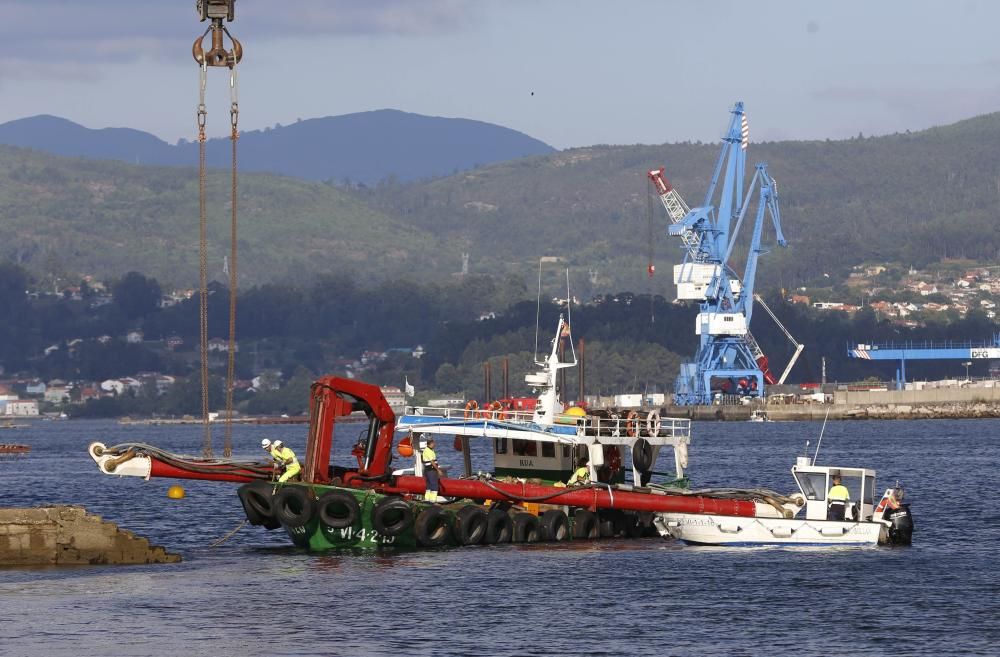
{"left": 1, "top": 0, "right": 999, "bottom": 149}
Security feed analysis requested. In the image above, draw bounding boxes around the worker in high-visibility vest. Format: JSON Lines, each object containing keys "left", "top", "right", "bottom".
{"left": 827, "top": 474, "right": 851, "bottom": 520}
{"left": 421, "top": 437, "right": 441, "bottom": 502}
{"left": 264, "top": 438, "right": 301, "bottom": 483}
{"left": 566, "top": 455, "right": 590, "bottom": 486}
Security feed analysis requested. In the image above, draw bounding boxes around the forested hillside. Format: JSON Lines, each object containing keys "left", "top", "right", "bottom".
{"left": 367, "top": 112, "right": 1000, "bottom": 297}
{"left": 2, "top": 111, "right": 1000, "bottom": 295}
{"left": 0, "top": 145, "right": 463, "bottom": 287}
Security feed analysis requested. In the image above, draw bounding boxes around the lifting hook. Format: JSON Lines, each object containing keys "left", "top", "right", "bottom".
{"left": 193, "top": 0, "right": 243, "bottom": 68}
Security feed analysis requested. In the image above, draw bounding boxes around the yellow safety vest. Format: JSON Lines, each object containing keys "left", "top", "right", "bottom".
{"left": 567, "top": 466, "right": 589, "bottom": 485}
{"left": 828, "top": 484, "right": 850, "bottom": 502}
{"left": 422, "top": 447, "right": 437, "bottom": 467}
{"left": 272, "top": 446, "right": 298, "bottom": 467}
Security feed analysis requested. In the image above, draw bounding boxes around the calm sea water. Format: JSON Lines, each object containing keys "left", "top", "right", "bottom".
{"left": 0, "top": 417, "right": 997, "bottom": 656}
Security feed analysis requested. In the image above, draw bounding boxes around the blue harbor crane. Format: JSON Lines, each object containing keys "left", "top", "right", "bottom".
{"left": 649, "top": 102, "right": 790, "bottom": 405}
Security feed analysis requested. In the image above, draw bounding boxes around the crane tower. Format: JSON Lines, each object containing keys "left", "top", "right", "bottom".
{"left": 649, "top": 102, "right": 788, "bottom": 405}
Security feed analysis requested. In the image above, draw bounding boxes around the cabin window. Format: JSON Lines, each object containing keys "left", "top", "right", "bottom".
{"left": 512, "top": 439, "right": 538, "bottom": 457}
{"left": 495, "top": 438, "right": 507, "bottom": 454}
{"left": 864, "top": 475, "right": 875, "bottom": 504}
{"left": 794, "top": 472, "right": 828, "bottom": 501}
{"left": 562, "top": 445, "right": 571, "bottom": 459}
{"left": 541, "top": 442, "right": 555, "bottom": 458}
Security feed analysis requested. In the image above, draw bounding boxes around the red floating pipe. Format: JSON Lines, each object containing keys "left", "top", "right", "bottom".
{"left": 147, "top": 458, "right": 265, "bottom": 483}
{"left": 388, "top": 475, "right": 756, "bottom": 517}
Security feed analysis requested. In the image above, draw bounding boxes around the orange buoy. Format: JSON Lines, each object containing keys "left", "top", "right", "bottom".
{"left": 397, "top": 434, "right": 414, "bottom": 458}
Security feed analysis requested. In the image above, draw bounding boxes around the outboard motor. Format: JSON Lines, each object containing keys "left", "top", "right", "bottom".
{"left": 877, "top": 485, "right": 913, "bottom": 545}
{"left": 885, "top": 504, "right": 914, "bottom": 545}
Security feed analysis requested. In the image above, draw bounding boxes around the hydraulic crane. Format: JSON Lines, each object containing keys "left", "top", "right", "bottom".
{"left": 649, "top": 102, "right": 789, "bottom": 405}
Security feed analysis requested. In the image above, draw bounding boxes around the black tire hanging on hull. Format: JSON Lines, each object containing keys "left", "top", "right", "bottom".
{"left": 371, "top": 496, "right": 414, "bottom": 538}
{"left": 512, "top": 512, "right": 540, "bottom": 543}
{"left": 453, "top": 505, "right": 488, "bottom": 546}
{"left": 572, "top": 510, "right": 599, "bottom": 539}
{"left": 316, "top": 490, "right": 361, "bottom": 530}
{"left": 273, "top": 486, "right": 316, "bottom": 529}
{"left": 484, "top": 509, "right": 513, "bottom": 544}
{"left": 539, "top": 509, "right": 569, "bottom": 542}
{"left": 414, "top": 506, "right": 452, "bottom": 547}
{"left": 238, "top": 482, "right": 281, "bottom": 530}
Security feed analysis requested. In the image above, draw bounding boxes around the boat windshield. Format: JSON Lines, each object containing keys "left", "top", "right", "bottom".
{"left": 794, "top": 471, "right": 828, "bottom": 501}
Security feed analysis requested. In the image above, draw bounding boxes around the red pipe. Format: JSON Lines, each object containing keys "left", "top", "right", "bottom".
{"left": 389, "top": 475, "right": 757, "bottom": 517}
{"left": 148, "top": 459, "right": 263, "bottom": 483}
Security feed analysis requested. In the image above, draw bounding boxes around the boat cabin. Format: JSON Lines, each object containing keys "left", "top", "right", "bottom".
{"left": 791, "top": 456, "right": 876, "bottom": 521}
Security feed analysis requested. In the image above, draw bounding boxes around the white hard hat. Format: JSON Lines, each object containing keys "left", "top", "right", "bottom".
{"left": 273, "top": 440, "right": 283, "bottom": 448}
{"left": 261, "top": 439, "right": 271, "bottom": 448}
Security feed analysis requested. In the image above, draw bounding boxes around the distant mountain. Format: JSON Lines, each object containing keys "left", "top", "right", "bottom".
{"left": 4, "top": 109, "right": 1000, "bottom": 296}
{"left": 0, "top": 110, "right": 556, "bottom": 184}
{"left": 0, "top": 144, "right": 466, "bottom": 287}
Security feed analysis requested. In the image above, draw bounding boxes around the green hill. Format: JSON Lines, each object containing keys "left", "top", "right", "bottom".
{"left": 4, "top": 109, "right": 1000, "bottom": 293}
{"left": 0, "top": 145, "right": 461, "bottom": 287}
{"left": 366, "top": 112, "right": 1000, "bottom": 295}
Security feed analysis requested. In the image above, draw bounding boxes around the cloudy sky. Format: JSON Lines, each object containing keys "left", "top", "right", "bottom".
{"left": 1, "top": 0, "right": 998, "bottom": 149}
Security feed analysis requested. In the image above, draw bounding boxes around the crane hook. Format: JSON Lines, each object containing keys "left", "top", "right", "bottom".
{"left": 193, "top": 1, "right": 242, "bottom": 68}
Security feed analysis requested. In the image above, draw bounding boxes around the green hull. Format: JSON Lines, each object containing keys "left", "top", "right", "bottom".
{"left": 284, "top": 486, "right": 422, "bottom": 550}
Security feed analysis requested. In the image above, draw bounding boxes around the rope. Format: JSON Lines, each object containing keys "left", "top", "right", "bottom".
{"left": 197, "top": 60, "right": 213, "bottom": 459}
{"left": 223, "top": 62, "right": 239, "bottom": 458}
{"left": 210, "top": 519, "right": 246, "bottom": 547}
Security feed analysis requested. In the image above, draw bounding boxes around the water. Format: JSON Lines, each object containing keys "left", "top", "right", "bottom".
{"left": 1, "top": 418, "right": 997, "bottom": 656}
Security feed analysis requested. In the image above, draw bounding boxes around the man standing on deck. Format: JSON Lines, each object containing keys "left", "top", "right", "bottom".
{"left": 421, "top": 436, "right": 442, "bottom": 502}
{"left": 566, "top": 455, "right": 590, "bottom": 486}
{"left": 269, "top": 439, "right": 301, "bottom": 483}
{"left": 827, "top": 473, "right": 851, "bottom": 520}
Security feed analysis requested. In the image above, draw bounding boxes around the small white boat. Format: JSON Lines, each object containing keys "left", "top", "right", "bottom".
{"left": 748, "top": 409, "right": 771, "bottom": 422}
{"left": 653, "top": 457, "right": 913, "bottom": 547}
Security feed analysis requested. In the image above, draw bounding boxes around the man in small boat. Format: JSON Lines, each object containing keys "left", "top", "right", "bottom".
{"left": 827, "top": 474, "right": 851, "bottom": 521}
{"left": 566, "top": 455, "right": 591, "bottom": 486}
{"left": 421, "top": 437, "right": 442, "bottom": 502}
{"left": 268, "top": 439, "right": 301, "bottom": 483}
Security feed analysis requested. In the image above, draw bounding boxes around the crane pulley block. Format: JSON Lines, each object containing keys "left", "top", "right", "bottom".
{"left": 193, "top": 0, "right": 242, "bottom": 67}
{"left": 197, "top": 0, "right": 235, "bottom": 23}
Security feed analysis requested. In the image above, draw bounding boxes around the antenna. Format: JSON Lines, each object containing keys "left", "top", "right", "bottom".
{"left": 565, "top": 268, "right": 577, "bottom": 363}
{"left": 533, "top": 259, "right": 542, "bottom": 362}
{"left": 812, "top": 407, "right": 831, "bottom": 465}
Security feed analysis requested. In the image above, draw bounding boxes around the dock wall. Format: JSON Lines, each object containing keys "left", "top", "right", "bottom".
{"left": 0, "top": 506, "right": 180, "bottom": 566}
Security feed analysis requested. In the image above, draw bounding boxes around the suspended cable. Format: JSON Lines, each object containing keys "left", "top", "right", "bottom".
{"left": 192, "top": 1, "right": 243, "bottom": 458}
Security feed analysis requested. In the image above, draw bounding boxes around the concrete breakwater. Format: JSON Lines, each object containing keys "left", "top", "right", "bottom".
{"left": 663, "top": 401, "right": 1000, "bottom": 421}
{"left": 0, "top": 506, "right": 180, "bottom": 566}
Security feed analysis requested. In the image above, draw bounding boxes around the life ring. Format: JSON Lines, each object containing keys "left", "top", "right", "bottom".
{"left": 625, "top": 410, "right": 639, "bottom": 437}
{"left": 572, "top": 510, "right": 599, "bottom": 539}
{"left": 371, "top": 496, "right": 414, "bottom": 537}
{"left": 453, "top": 505, "right": 488, "bottom": 545}
{"left": 539, "top": 509, "right": 569, "bottom": 541}
{"left": 645, "top": 410, "right": 661, "bottom": 437}
{"left": 463, "top": 400, "right": 479, "bottom": 419}
{"left": 273, "top": 486, "right": 315, "bottom": 529}
{"left": 512, "top": 512, "right": 540, "bottom": 543}
{"left": 238, "top": 482, "right": 280, "bottom": 529}
{"left": 484, "top": 509, "right": 513, "bottom": 544}
{"left": 488, "top": 400, "right": 505, "bottom": 420}
{"left": 316, "top": 490, "right": 360, "bottom": 530}
{"left": 632, "top": 438, "right": 654, "bottom": 473}
{"left": 414, "top": 506, "right": 452, "bottom": 547}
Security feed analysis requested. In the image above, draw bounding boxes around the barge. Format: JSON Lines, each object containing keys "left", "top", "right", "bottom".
{"left": 89, "top": 318, "right": 911, "bottom": 550}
